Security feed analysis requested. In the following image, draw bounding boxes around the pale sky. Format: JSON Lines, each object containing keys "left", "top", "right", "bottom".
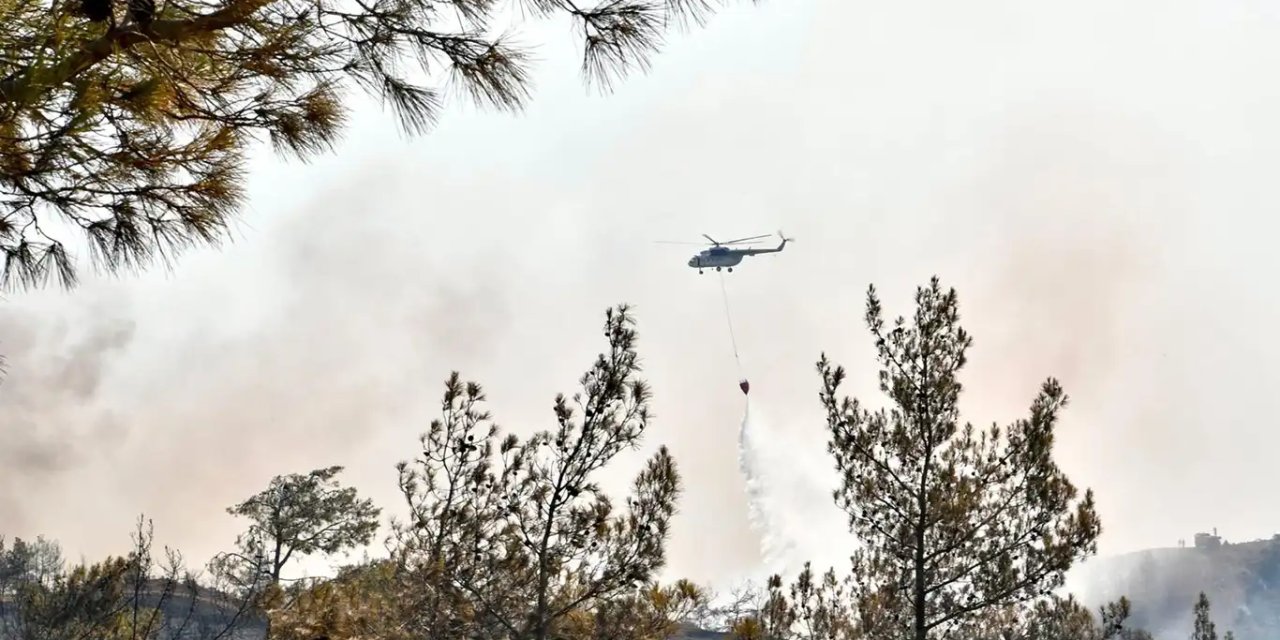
{"left": 3, "top": 0, "right": 1280, "bottom": 593}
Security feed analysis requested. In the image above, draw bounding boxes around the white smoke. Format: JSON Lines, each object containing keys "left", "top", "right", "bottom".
{"left": 736, "top": 399, "right": 856, "bottom": 578}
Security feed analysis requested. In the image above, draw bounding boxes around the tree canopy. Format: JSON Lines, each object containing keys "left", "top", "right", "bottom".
{"left": 389, "top": 304, "right": 684, "bottom": 640}
{"left": 211, "top": 465, "right": 381, "bottom": 589}
{"left": 815, "top": 277, "right": 1101, "bottom": 639}
{"left": 0, "top": 0, "right": 746, "bottom": 290}
{"left": 730, "top": 277, "right": 1103, "bottom": 640}
{"left": 0, "top": 517, "right": 259, "bottom": 640}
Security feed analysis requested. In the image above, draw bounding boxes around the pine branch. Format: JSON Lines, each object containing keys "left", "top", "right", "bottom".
{"left": 0, "top": 0, "right": 275, "bottom": 105}
{"left": 2, "top": 0, "right": 747, "bottom": 289}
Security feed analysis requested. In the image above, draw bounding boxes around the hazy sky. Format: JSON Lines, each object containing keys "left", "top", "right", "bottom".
{"left": 4, "top": 0, "right": 1280, "bottom": 591}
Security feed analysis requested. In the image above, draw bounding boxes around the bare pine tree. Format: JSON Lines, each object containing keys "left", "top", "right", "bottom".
{"left": 729, "top": 574, "right": 803, "bottom": 640}
{"left": 795, "top": 277, "right": 1102, "bottom": 640}
{"left": 688, "top": 580, "right": 769, "bottom": 633}
{"left": 391, "top": 304, "right": 683, "bottom": 640}
{"left": 0, "top": 0, "right": 747, "bottom": 290}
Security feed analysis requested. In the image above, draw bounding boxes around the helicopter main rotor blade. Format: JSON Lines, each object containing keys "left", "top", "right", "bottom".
{"left": 702, "top": 233, "right": 721, "bottom": 245}
{"left": 654, "top": 241, "right": 708, "bottom": 245}
{"left": 722, "top": 234, "right": 772, "bottom": 245}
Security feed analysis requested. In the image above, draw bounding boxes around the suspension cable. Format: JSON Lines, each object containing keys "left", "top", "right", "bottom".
{"left": 719, "top": 271, "right": 744, "bottom": 374}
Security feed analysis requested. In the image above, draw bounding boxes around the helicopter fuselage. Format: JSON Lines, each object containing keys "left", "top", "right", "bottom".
{"left": 687, "top": 238, "right": 788, "bottom": 272}
{"left": 687, "top": 249, "right": 743, "bottom": 270}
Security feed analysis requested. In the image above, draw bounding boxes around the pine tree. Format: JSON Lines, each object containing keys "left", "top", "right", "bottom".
{"left": 1096, "top": 597, "right": 1155, "bottom": 640}
{"left": 730, "top": 574, "right": 801, "bottom": 640}
{"left": 0, "top": 0, "right": 748, "bottom": 290}
{"left": 809, "top": 277, "right": 1102, "bottom": 640}
{"left": 1192, "top": 592, "right": 1218, "bottom": 640}
{"left": 210, "top": 465, "right": 381, "bottom": 592}
{"left": 391, "top": 304, "right": 684, "bottom": 640}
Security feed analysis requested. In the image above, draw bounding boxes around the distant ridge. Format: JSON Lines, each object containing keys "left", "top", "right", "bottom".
{"left": 1072, "top": 531, "right": 1280, "bottom": 640}
{"left": 0, "top": 579, "right": 265, "bottom": 640}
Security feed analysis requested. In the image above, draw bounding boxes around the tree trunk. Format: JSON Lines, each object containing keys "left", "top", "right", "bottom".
{"left": 915, "top": 340, "right": 933, "bottom": 640}
{"left": 914, "top": 479, "right": 928, "bottom": 640}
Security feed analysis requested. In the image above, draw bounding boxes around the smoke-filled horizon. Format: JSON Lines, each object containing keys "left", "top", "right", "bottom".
{"left": 4, "top": 0, "right": 1280, "bottom": 592}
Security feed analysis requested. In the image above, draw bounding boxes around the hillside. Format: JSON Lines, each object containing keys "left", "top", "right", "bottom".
{"left": 1, "top": 583, "right": 728, "bottom": 640}
{"left": 678, "top": 531, "right": 1280, "bottom": 639}
{"left": 0, "top": 579, "right": 265, "bottom": 640}
{"left": 1072, "top": 531, "right": 1280, "bottom": 639}
{"left": 13, "top": 534, "right": 1280, "bottom": 640}
{"left": 675, "top": 624, "right": 731, "bottom": 639}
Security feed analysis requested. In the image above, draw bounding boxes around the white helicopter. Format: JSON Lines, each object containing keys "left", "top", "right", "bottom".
{"left": 658, "top": 231, "right": 793, "bottom": 274}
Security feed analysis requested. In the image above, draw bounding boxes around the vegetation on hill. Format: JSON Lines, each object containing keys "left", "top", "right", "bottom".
{"left": 0, "top": 519, "right": 264, "bottom": 639}
{"left": 1074, "top": 535, "right": 1280, "bottom": 640}
{"left": 0, "top": 285, "right": 1254, "bottom": 640}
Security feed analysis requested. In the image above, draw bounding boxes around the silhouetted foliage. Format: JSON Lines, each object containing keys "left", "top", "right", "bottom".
{"left": 0, "top": 0, "right": 751, "bottom": 290}
{"left": 0, "top": 536, "right": 63, "bottom": 594}
{"left": 0, "top": 517, "right": 261, "bottom": 640}
{"left": 731, "top": 277, "right": 1102, "bottom": 640}
{"left": 571, "top": 579, "right": 709, "bottom": 640}
{"left": 727, "top": 574, "right": 803, "bottom": 640}
{"left": 949, "top": 594, "right": 1155, "bottom": 640}
{"left": 210, "top": 465, "right": 381, "bottom": 590}
{"left": 1190, "top": 592, "right": 1237, "bottom": 640}
{"left": 1193, "top": 593, "right": 1219, "bottom": 640}
{"left": 389, "top": 304, "right": 686, "bottom": 640}
{"left": 822, "top": 277, "right": 1102, "bottom": 639}
{"left": 688, "top": 581, "right": 768, "bottom": 634}
{"left": 262, "top": 559, "right": 409, "bottom": 640}
{"left": 2, "top": 292, "right": 1271, "bottom": 640}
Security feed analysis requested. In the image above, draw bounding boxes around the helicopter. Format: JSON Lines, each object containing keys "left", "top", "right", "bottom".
{"left": 658, "top": 231, "right": 792, "bottom": 274}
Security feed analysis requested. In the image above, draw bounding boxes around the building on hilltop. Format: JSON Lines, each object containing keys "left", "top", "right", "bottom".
{"left": 1195, "top": 529, "right": 1223, "bottom": 549}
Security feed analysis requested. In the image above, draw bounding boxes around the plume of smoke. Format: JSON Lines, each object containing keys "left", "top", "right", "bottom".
{"left": 0, "top": 296, "right": 137, "bottom": 533}
{"left": 736, "top": 399, "right": 855, "bottom": 578}
{"left": 0, "top": 159, "right": 522, "bottom": 568}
